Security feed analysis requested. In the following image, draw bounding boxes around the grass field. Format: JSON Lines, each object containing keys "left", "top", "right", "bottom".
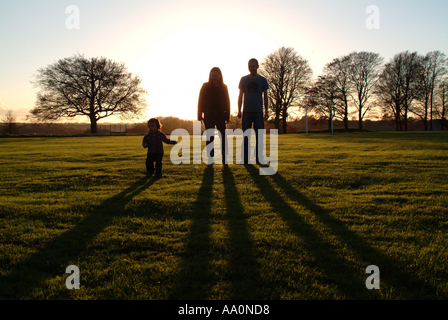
{"left": 0, "top": 132, "right": 447, "bottom": 300}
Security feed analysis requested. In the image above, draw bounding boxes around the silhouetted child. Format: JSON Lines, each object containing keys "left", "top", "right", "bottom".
{"left": 142, "top": 118, "right": 177, "bottom": 176}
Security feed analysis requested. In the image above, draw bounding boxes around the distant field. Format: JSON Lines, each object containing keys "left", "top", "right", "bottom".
{"left": 0, "top": 132, "right": 447, "bottom": 300}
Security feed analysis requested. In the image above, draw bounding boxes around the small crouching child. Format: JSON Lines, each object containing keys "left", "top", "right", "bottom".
{"left": 142, "top": 118, "right": 177, "bottom": 176}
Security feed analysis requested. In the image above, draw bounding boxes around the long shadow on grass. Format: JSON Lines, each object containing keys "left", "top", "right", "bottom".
{"left": 169, "top": 165, "right": 214, "bottom": 299}
{"left": 0, "top": 175, "right": 157, "bottom": 299}
{"left": 245, "top": 165, "right": 437, "bottom": 299}
{"left": 222, "top": 164, "right": 262, "bottom": 299}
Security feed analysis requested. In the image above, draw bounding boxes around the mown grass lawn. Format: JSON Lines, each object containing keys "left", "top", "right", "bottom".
{"left": 0, "top": 132, "right": 447, "bottom": 299}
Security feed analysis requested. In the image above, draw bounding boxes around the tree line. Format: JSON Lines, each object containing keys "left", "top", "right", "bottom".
{"left": 3, "top": 115, "right": 417, "bottom": 136}
{"left": 261, "top": 47, "right": 447, "bottom": 133}
{"left": 14, "top": 50, "right": 448, "bottom": 134}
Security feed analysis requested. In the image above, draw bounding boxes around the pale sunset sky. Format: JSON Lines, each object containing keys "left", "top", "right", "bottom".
{"left": 1, "top": 0, "right": 447, "bottom": 122}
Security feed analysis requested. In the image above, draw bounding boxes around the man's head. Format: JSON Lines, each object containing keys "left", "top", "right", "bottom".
{"left": 248, "top": 58, "right": 259, "bottom": 77}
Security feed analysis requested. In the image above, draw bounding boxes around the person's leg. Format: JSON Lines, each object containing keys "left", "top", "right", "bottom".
{"left": 253, "top": 112, "right": 265, "bottom": 162}
{"left": 241, "top": 112, "right": 253, "bottom": 164}
{"left": 215, "top": 115, "right": 227, "bottom": 163}
{"left": 155, "top": 154, "right": 163, "bottom": 176}
{"left": 146, "top": 154, "right": 155, "bottom": 174}
{"left": 203, "top": 115, "right": 215, "bottom": 158}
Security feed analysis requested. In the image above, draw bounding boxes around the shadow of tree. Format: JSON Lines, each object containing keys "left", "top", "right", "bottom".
{"left": 0, "top": 176, "right": 158, "bottom": 299}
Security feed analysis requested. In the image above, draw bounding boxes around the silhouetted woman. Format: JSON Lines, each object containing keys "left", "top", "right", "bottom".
{"left": 198, "top": 67, "right": 230, "bottom": 163}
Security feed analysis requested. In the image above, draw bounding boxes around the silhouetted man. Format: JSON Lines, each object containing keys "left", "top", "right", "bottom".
{"left": 238, "top": 58, "right": 269, "bottom": 164}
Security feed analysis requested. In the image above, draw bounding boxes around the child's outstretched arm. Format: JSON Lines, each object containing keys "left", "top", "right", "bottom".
{"left": 161, "top": 133, "right": 177, "bottom": 145}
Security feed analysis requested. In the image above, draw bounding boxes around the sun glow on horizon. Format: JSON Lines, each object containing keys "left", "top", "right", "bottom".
{"left": 132, "top": 21, "right": 282, "bottom": 121}
{"left": 2, "top": 1, "right": 447, "bottom": 124}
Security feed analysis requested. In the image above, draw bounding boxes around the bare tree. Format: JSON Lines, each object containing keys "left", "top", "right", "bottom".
{"left": 409, "top": 52, "right": 447, "bottom": 130}
{"left": 375, "top": 51, "right": 422, "bottom": 131}
{"left": 322, "top": 56, "right": 353, "bottom": 131}
{"left": 260, "top": 47, "right": 313, "bottom": 133}
{"left": 30, "top": 54, "right": 148, "bottom": 134}
{"left": 375, "top": 56, "right": 403, "bottom": 131}
{"left": 425, "top": 51, "right": 447, "bottom": 131}
{"left": 307, "top": 75, "right": 338, "bottom": 132}
{"left": 435, "top": 80, "right": 448, "bottom": 130}
{"left": 347, "top": 52, "right": 384, "bottom": 131}
{"left": 400, "top": 52, "right": 423, "bottom": 131}
{"left": 412, "top": 58, "right": 432, "bottom": 130}
{"left": 1, "top": 109, "right": 19, "bottom": 134}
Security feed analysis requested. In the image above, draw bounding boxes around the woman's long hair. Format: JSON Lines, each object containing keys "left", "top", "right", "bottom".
{"left": 208, "top": 67, "right": 224, "bottom": 86}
